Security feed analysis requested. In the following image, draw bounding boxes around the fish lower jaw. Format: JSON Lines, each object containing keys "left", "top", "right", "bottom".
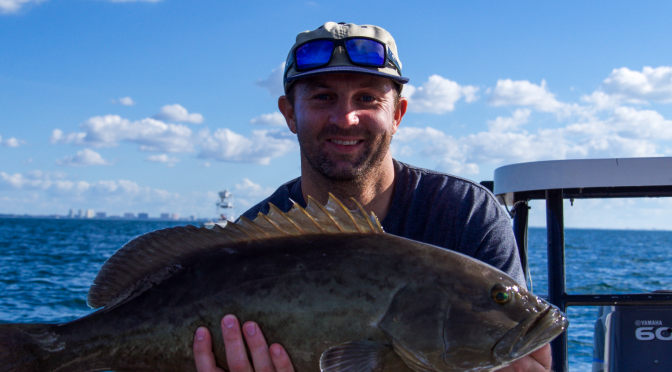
{"left": 512, "top": 309, "right": 568, "bottom": 359}
{"left": 492, "top": 305, "right": 568, "bottom": 362}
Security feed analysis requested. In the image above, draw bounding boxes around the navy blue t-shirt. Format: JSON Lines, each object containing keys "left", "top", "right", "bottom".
{"left": 241, "top": 159, "right": 525, "bottom": 286}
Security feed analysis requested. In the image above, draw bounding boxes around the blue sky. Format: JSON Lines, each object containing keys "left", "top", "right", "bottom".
{"left": 2, "top": 0, "right": 672, "bottom": 228}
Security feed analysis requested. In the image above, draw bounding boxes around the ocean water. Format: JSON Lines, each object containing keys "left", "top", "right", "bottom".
{"left": 1, "top": 218, "right": 671, "bottom": 371}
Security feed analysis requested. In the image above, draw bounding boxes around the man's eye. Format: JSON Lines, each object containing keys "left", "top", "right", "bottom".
{"left": 360, "top": 95, "right": 375, "bottom": 102}
{"left": 315, "top": 94, "right": 330, "bottom": 100}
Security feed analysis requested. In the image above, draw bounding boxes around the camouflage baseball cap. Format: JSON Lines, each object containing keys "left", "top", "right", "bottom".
{"left": 283, "top": 22, "right": 409, "bottom": 94}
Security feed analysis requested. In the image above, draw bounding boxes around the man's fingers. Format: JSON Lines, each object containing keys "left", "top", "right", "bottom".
{"left": 242, "top": 321, "right": 276, "bottom": 372}
{"left": 494, "top": 344, "right": 552, "bottom": 372}
{"left": 270, "top": 344, "right": 295, "bottom": 372}
{"left": 193, "top": 327, "right": 224, "bottom": 372}
{"left": 222, "top": 315, "right": 255, "bottom": 372}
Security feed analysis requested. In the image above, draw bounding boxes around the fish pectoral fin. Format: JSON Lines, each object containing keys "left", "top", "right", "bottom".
{"left": 320, "top": 340, "right": 403, "bottom": 372}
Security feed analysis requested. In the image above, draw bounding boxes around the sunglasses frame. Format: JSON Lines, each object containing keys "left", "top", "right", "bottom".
{"left": 285, "top": 37, "right": 402, "bottom": 77}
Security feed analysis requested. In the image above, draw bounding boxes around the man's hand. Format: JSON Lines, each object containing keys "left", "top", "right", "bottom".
{"left": 193, "top": 314, "right": 295, "bottom": 372}
{"left": 495, "top": 344, "right": 552, "bottom": 372}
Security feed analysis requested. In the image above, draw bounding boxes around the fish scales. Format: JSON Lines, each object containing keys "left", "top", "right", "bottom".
{"left": 0, "top": 195, "right": 568, "bottom": 372}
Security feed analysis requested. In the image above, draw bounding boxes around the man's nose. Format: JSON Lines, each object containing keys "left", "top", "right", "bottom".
{"left": 329, "top": 100, "right": 359, "bottom": 128}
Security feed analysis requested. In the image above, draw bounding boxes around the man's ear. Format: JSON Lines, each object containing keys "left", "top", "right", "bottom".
{"left": 278, "top": 96, "right": 297, "bottom": 134}
{"left": 392, "top": 97, "right": 408, "bottom": 135}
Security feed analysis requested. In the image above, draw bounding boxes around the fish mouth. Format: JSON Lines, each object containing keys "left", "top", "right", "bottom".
{"left": 492, "top": 304, "right": 568, "bottom": 363}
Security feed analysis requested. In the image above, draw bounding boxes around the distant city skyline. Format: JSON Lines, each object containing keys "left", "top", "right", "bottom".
{"left": 64, "top": 208, "right": 186, "bottom": 220}
{"left": 2, "top": 1, "right": 672, "bottom": 229}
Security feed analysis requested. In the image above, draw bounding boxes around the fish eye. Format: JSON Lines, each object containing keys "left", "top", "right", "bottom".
{"left": 491, "top": 284, "right": 512, "bottom": 305}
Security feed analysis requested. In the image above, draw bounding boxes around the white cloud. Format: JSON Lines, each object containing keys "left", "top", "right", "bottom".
{"left": 233, "top": 178, "right": 277, "bottom": 209}
{"left": 489, "top": 79, "right": 570, "bottom": 114}
{"left": 235, "top": 178, "right": 275, "bottom": 198}
{"left": 394, "top": 97, "right": 672, "bottom": 175}
{"left": 249, "top": 112, "right": 286, "bottom": 126}
{"left": 56, "top": 148, "right": 112, "bottom": 167}
{"left": 610, "top": 106, "right": 672, "bottom": 139}
{"left": 567, "top": 106, "right": 672, "bottom": 141}
{"left": 0, "top": 0, "right": 45, "bottom": 14}
{"left": 51, "top": 113, "right": 297, "bottom": 165}
{"left": 199, "top": 128, "right": 297, "bottom": 165}
{"left": 0, "top": 171, "right": 178, "bottom": 209}
{"left": 0, "top": 170, "right": 265, "bottom": 218}
{"left": 0, "top": 170, "right": 67, "bottom": 191}
{"left": 393, "top": 126, "right": 478, "bottom": 174}
{"left": 487, "top": 109, "right": 531, "bottom": 132}
{"left": 394, "top": 122, "right": 662, "bottom": 176}
{"left": 111, "top": 96, "right": 136, "bottom": 106}
{"left": 51, "top": 115, "right": 194, "bottom": 153}
{"left": 601, "top": 66, "right": 672, "bottom": 104}
{"left": 580, "top": 91, "right": 621, "bottom": 112}
{"left": 256, "top": 62, "right": 286, "bottom": 97}
{"left": 1, "top": 0, "right": 160, "bottom": 14}
{"left": 1, "top": 135, "right": 23, "bottom": 147}
{"left": 154, "top": 104, "right": 204, "bottom": 124}
{"left": 404, "top": 75, "right": 479, "bottom": 114}
{"left": 145, "top": 154, "right": 180, "bottom": 167}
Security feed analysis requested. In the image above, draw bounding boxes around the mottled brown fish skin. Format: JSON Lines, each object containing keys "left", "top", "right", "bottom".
{"left": 0, "top": 233, "right": 563, "bottom": 372}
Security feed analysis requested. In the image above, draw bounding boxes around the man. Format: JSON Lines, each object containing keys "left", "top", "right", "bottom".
{"left": 193, "top": 22, "right": 552, "bottom": 372}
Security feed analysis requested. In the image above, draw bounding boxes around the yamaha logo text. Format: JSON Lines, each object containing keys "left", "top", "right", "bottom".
{"left": 635, "top": 320, "right": 663, "bottom": 326}
{"left": 635, "top": 319, "right": 672, "bottom": 341}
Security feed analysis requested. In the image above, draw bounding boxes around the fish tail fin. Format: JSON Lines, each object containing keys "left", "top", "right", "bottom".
{"left": 0, "top": 323, "right": 59, "bottom": 372}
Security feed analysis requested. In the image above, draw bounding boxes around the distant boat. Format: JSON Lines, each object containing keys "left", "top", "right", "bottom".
{"left": 202, "top": 190, "right": 236, "bottom": 229}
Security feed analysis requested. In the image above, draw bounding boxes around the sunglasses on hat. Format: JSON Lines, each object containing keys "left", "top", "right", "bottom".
{"left": 284, "top": 37, "right": 402, "bottom": 77}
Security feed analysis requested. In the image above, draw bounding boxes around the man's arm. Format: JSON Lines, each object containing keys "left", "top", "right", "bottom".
{"left": 193, "top": 315, "right": 294, "bottom": 372}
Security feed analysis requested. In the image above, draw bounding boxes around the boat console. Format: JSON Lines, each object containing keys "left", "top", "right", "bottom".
{"left": 489, "top": 157, "right": 672, "bottom": 372}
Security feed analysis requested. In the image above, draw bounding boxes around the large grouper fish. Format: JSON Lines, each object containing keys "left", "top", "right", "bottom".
{"left": 0, "top": 194, "right": 568, "bottom": 372}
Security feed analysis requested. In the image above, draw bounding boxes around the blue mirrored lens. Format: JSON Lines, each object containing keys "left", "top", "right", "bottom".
{"left": 345, "top": 39, "right": 385, "bottom": 66}
{"left": 296, "top": 40, "right": 334, "bottom": 69}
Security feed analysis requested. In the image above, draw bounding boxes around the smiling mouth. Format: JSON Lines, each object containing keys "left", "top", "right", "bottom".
{"left": 329, "top": 140, "right": 361, "bottom": 145}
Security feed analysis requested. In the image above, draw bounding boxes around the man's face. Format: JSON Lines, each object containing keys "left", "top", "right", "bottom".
{"left": 281, "top": 73, "right": 406, "bottom": 182}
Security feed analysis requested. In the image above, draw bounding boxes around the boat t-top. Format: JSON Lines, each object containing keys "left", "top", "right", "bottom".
{"left": 489, "top": 157, "right": 672, "bottom": 372}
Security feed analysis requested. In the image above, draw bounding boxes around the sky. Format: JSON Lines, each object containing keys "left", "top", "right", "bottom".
{"left": 1, "top": 0, "right": 672, "bottom": 229}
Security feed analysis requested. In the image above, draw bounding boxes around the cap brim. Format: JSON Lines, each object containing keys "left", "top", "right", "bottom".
{"left": 285, "top": 66, "right": 409, "bottom": 85}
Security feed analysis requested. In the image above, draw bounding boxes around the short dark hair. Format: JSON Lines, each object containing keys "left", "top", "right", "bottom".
{"left": 285, "top": 80, "right": 403, "bottom": 109}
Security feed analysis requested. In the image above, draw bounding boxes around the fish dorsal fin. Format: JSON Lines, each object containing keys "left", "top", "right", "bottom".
{"left": 87, "top": 193, "right": 383, "bottom": 309}
{"left": 320, "top": 341, "right": 396, "bottom": 372}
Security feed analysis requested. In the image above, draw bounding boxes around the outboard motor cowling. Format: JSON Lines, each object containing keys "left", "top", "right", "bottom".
{"left": 593, "top": 292, "right": 672, "bottom": 372}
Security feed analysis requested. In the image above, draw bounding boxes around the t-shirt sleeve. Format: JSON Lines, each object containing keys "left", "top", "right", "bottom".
{"left": 383, "top": 161, "right": 526, "bottom": 288}
{"left": 463, "top": 191, "right": 526, "bottom": 288}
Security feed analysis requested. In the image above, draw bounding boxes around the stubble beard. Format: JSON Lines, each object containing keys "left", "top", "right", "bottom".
{"left": 297, "top": 122, "right": 393, "bottom": 186}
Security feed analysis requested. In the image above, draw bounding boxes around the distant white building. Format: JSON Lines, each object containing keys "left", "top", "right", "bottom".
{"left": 85, "top": 209, "right": 95, "bottom": 218}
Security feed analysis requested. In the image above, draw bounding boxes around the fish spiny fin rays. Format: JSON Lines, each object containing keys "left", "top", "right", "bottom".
{"left": 320, "top": 341, "right": 397, "bottom": 372}
{"left": 87, "top": 194, "right": 382, "bottom": 309}
{"left": 87, "top": 224, "right": 248, "bottom": 309}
